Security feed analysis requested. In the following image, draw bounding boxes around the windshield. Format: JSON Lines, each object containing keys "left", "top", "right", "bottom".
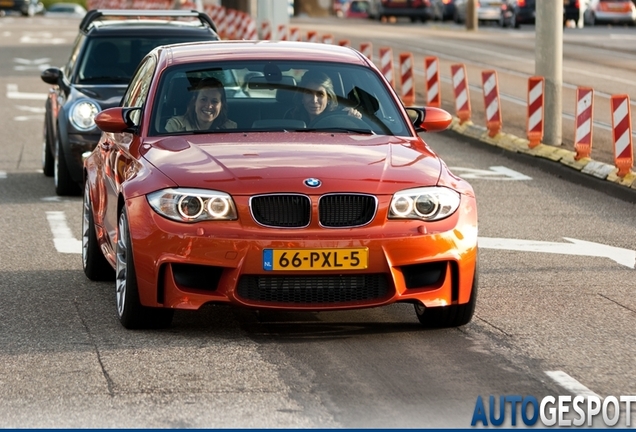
{"left": 75, "top": 36, "right": 213, "bottom": 85}
{"left": 149, "top": 60, "right": 410, "bottom": 137}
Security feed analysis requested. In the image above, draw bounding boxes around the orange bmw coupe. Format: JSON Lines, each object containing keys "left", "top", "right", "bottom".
{"left": 82, "top": 40, "right": 478, "bottom": 329}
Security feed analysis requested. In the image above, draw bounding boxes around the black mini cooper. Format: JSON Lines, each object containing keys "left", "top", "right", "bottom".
{"left": 41, "top": 9, "right": 219, "bottom": 195}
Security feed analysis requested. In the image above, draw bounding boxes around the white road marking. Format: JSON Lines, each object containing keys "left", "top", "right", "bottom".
{"left": 479, "top": 237, "right": 636, "bottom": 269}
{"left": 16, "top": 105, "right": 46, "bottom": 113}
{"left": 0, "top": 171, "right": 6, "bottom": 179}
{"left": 6, "top": 84, "right": 47, "bottom": 101}
{"left": 46, "top": 211, "right": 82, "bottom": 254}
{"left": 545, "top": 371, "right": 601, "bottom": 398}
{"left": 13, "top": 57, "right": 51, "bottom": 72}
{"left": 20, "top": 34, "right": 66, "bottom": 44}
{"left": 451, "top": 166, "right": 532, "bottom": 180}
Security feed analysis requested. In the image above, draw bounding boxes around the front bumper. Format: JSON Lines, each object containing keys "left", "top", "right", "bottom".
{"left": 121, "top": 194, "right": 478, "bottom": 312}
{"left": 68, "top": 133, "right": 100, "bottom": 183}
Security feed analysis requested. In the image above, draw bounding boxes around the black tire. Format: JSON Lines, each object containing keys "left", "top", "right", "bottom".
{"left": 116, "top": 209, "right": 174, "bottom": 330}
{"left": 82, "top": 181, "right": 114, "bottom": 281}
{"left": 415, "top": 266, "right": 478, "bottom": 328}
{"left": 42, "top": 123, "right": 54, "bottom": 177}
{"left": 54, "top": 135, "right": 81, "bottom": 196}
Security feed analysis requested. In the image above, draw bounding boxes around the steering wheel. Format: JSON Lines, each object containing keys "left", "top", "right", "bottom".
{"left": 310, "top": 110, "right": 370, "bottom": 130}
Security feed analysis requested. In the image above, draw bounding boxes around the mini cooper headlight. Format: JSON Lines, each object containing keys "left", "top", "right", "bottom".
{"left": 147, "top": 188, "right": 238, "bottom": 223}
{"left": 69, "top": 100, "right": 100, "bottom": 131}
{"left": 389, "top": 187, "right": 460, "bottom": 221}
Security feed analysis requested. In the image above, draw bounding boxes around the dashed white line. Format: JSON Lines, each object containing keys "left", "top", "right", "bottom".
{"left": 6, "top": 83, "right": 47, "bottom": 101}
{"left": 545, "top": 371, "right": 601, "bottom": 398}
{"left": 0, "top": 171, "right": 6, "bottom": 179}
{"left": 46, "top": 211, "right": 82, "bottom": 254}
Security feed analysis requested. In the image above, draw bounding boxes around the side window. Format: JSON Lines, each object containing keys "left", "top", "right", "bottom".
{"left": 121, "top": 56, "right": 157, "bottom": 125}
{"left": 64, "top": 33, "right": 85, "bottom": 82}
{"left": 122, "top": 56, "right": 156, "bottom": 108}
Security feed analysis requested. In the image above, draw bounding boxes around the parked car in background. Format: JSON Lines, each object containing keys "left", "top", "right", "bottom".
{"left": 584, "top": 0, "right": 636, "bottom": 25}
{"left": 0, "top": 0, "right": 43, "bottom": 16}
{"left": 83, "top": 40, "right": 478, "bottom": 330}
{"left": 499, "top": 0, "right": 536, "bottom": 28}
{"left": 453, "top": 0, "right": 504, "bottom": 24}
{"left": 367, "top": 0, "right": 435, "bottom": 22}
{"left": 40, "top": 9, "right": 219, "bottom": 196}
{"left": 343, "top": 0, "right": 370, "bottom": 17}
{"left": 564, "top": 0, "right": 585, "bottom": 26}
{"left": 431, "top": 0, "right": 458, "bottom": 21}
{"left": 45, "top": 2, "right": 87, "bottom": 16}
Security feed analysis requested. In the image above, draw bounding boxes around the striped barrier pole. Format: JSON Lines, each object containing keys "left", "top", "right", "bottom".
{"left": 574, "top": 87, "right": 594, "bottom": 160}
{"left": 399, "top": 52, "right": 415, "bottom": 106}
{"left": 289, "top": 26, "right": 301, "bottom": 41}
{"left": 360, "top": 42, "right": 373, "bottom": 61}
{"left": 481, "top": 70, "right": 502, "bottom": 137}
{"left": 223, "top": 9, "right": 236, "bottom": 40}
{"left": 242, "top": 16, "right": 257, "bottom": 40}
{"left": 527, "top": 76, "right": 544, "bottom": 148}
{"left": 260, "top": 21, "right": 271, "bottom": 40}
{"left": 451, "top": 64, "right": 471, "bottom": 124}
{"left": 611, "top": 94, "right": 633, "bottom": 177}
{"left": 277, "top": 24, "right": 288, "bottom": 41}
{"left": 379, "top": 47, "right": 394, "bottom": 89}
{"left": 322, "top": 34, "right": 334, "bottom": 44}
{"left": 424, "top": 56, "right": 440, "bottom": 108}
{"left": 307, "top": 31, "right": 318, "bottom": 43}
{"left": 338, "top": 39, "right": 351, "bottom": 47}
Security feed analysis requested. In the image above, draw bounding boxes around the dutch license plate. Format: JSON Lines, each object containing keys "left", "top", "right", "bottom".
{"left": 263, "top": 248, "right": 368, "bottom": 271}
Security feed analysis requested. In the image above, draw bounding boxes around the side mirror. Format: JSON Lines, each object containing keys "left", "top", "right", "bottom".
{"left": 95, "top": 107, "right": 140, "bottom": 133}
{"left": 41, "top": 67, "right": 62, "bottom": 85}
{"left": 405, "top": 107, "right": 452, "bottom": 133}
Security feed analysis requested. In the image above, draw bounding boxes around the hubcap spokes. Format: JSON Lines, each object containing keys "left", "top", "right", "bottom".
{"left": 115, "top": 214, "right": 127, "bottom": 317}
{"left": 81, "top": 185, "right": 90, "bottom": 267}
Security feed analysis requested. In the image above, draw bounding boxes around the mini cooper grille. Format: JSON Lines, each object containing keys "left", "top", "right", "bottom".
{"left": 319, "top": 194, "right": 376, "bottom": 227}
{"left": 237, "top": 274, "right": 389, "bottom": 304}
{"left": 251, "top": 195, "right": 311, "bottom": 228}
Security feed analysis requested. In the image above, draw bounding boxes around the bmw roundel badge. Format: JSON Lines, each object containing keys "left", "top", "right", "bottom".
{"left": 304, "top": 178, "right": 321, "bottom": 188}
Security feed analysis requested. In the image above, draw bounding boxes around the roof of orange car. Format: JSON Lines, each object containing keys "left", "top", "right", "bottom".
{"left": 160, "top": 40, "right": 371, "bottom": 66}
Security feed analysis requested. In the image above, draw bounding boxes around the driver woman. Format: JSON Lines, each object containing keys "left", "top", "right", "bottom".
{"left": 284, "top": 71, "right": 361, "bottom": 126}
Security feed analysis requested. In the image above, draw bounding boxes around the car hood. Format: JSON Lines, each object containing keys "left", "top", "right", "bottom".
{"left": 74, "top": 85, "right": 127, "bottom": 109}
{"left": 140, "top": 133, "right": 442, "bottom": 195}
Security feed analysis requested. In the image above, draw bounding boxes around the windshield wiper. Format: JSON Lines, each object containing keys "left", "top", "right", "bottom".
{"left": 294, "top": 127, "right": 376, "bottom": 135}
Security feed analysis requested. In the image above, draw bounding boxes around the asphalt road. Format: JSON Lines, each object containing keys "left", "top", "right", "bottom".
{"left": 0, "top": 14, "right": 635, "bottom": 428}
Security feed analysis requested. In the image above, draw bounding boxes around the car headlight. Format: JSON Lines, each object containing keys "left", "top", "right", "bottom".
{"left": 147, "top": 188, "right": 238, "bottom": 223}
{"left": 389, "top": 187, "right": 460, "bottom": 221}
{"left": 69, "top": 100, "right": 100, "bottom": 131}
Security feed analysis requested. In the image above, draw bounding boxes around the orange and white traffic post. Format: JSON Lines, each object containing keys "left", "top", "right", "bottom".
{"left": 573, "top": 87, "right": 594, "bottom": 160}
{"left": 338, "top": 39, "right": 351, "bottom": 47}
{"left": 399, "top": 52, "right": 415, "bottom": 106}
{"left": 527, "top": 76, "right": 544, "bottom": 148}
{"left": 306, "top": 30, "right": 318, "bottom": 43}
{"left": 359, "top": 42, "right": 373, "bottom": 61}
{"left": 481, "top": 70, "right": 502, "bottom": 137}
{"left": 322, "top": 34, "right": 334, "bottom": 44}
{"left": 276, "top": 24, "right": 288, "bottom": 41}
{"left": 451, "top": 64, "right": 471, "bottom": 124}
{"left": 424, "top": 56, "right": 441, "bottom": 108}
{"left": 289, "top": 26, "right": 301, "bottom": 41}
{"left": 611, "top": 94, "right": 633, "bottom": 177}
{"left": 260, "top": 21, "right": 271, "bottom": 40}
{"left": 379, "top": 46, "right": 394, "bottom": 89}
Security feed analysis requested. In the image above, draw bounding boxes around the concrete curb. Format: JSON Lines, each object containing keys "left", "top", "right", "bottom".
{"left": 447, "top": 117, "right": 636, "bottom": 191}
